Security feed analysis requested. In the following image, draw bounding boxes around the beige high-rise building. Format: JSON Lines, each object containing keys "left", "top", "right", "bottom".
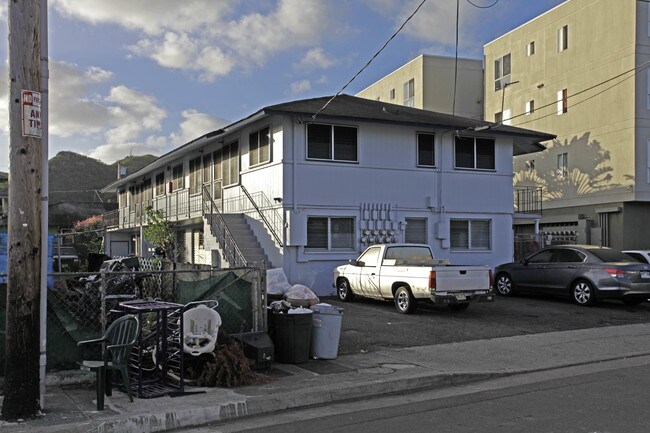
{"left": 356, "top": 54, "right": 484, "bottom": 119}
{"left": 484, "top": 0, "right": 650, "bottom": 249}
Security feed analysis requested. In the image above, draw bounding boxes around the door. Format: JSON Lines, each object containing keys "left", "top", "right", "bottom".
{"left": 544, "top": 248, "right": 585, "bottom": 293}
{"left": 513, "top": 248, "right": 554, "bottom": 290}
{"left": 349, "top": 246, "right": 382, "bottom": 298}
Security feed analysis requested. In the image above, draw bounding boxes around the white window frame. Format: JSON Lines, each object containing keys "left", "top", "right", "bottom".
{"left": 450, "top": 219, "right": 491, "bottom": 251}
{"left": 403, "top": 78, "right": 415, "bottom": 107}
{"left": 526, "top": 41, "right": 535, "bottom": 57}
{"left": 557, "top": 89, "right": 568, "bottom": 115}
{"left": 305, "top": 216, "right": 355, "bottom": 251}
{"left": 558, "top": 25, "right": 568, "bottom": 52}
{"left": 389, "top": 88, "right": 396, "bottom": 100}
{"left": 525, "top": 100, "right": 535, "bottom": 115}
{"left": 557, "top": 152, "right": 568, "bottom": 179}
{"left": 494, "top": 53, "right": 511, "bottom": 91}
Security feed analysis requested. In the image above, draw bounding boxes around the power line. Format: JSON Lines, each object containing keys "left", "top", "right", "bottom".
{"left": 312, "top": 0, "right": 428, "bottom": 120}
{"left": 497, "top": 59, "right": 650, "bottom": 127}
{"left": 466, "top": 0, "right": 499, "bottom": 8}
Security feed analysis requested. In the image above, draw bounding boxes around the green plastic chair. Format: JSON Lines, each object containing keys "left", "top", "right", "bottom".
{"left": 77, "top": 314, "right": 140, "bottom": 410}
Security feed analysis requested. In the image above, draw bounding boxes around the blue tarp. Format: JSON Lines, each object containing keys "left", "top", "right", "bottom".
{"left": 0, "top": 232, "right": 55, "bottom": 285}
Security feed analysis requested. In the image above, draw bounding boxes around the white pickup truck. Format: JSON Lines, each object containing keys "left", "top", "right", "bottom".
{"left": 333, "top": 243, "right": 494, "bottom": 313}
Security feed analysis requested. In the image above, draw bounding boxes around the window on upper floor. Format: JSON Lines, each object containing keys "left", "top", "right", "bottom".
{"left": 172, "top": 164, "right": 184, "bottom": 191}
{"left": 142, "top": 179, "right": 152, "bottom": 208}
{"left": 502, "top": 109, "right": 512, "bottom": 126}
{"left": 494, "top": 53, "right": 511, "bottom": 91}
{"left": 557, "top": 152, "right": 568, "bottom": 179}
{"left": 390, "top": 88, "right": 396, "bottom": 100}
{"left": 525, "top": 100, "right": 535, "bottom": 115}
{"left": 557, "top": 89, "right": 568, "bottom": 115}
{"left": 454, "top": 136, "right": 495, "bottom": 170}
{"left": 212, "top": 149, "right": 222, "bottom": 200}
{"left": 155, "top": 172, "right": 165, "bottom": 196}
{"left": 526, "top": 41, "right": 535, "bottom": 57}
{"left": 306, "top": 216, "right": 355, "bottom": 250}
{"left": 202, "top": 153, "right": 212, "bottom": 186}
{"left": 494, "top": 111, "right": 503, "bottom": 123}
{"left": 307, "top": 123, "right": 357, "bottom": 162}
{"left": 403, "top": 78, "right": 415, "bottom": 107}
{"left": 119, "top": 189, "right": 127, "bottom": 208}
{"left": 526, "top": 160, "right": 535, "bottom": 173}
{"left": 417, "top": 133, "right": 435, "bottom": 167}
{"left": 220, "top": 141, "right": 239, "bottom": 187}
{"left": 450, "top": 219, "right": 491, "bottom": 251}
{"left": 249, "top": 126, "right": 271, "bottom": 167}
{"left": 189, "top": 157, "right": 202, "bottom": 195}
{"left": 558, "top": 25, "right": 568, "bottom": 52}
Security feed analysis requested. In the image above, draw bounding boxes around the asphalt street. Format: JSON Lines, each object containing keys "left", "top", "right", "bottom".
{"left": 328, "top": 294, "right": 650, "bottom": 355}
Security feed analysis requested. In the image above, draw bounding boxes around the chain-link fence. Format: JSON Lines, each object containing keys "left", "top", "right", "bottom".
{"left": 0, "top": 260, "right": 266, "bottom": 372}
{"left": 514, "top": 232, "right": 578, "bottom": 261}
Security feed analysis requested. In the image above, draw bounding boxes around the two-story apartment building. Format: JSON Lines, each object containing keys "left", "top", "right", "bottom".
{"left": 102, "top": 95, "right": 553, "bottom": 295}
{"left": 484, "top": 0, "right": 650, "bottom": 249}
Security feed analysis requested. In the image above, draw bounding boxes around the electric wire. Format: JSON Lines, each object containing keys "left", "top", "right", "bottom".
{"left": 312, "top": 0, "right": 428, "bottom": 120}
{"left": 466, "top": 0, "right": 499, "bottom": 8}
{"left": 496, "top": 59, "right": 650, "bottom": 128}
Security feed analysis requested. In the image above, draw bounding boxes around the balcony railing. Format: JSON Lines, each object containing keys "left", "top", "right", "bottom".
{"left": 514, "top": 186, "right": 543, "bottom": 214}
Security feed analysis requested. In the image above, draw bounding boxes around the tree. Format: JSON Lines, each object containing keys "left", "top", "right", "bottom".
{"left": 143, "top": 207, "right": 176, "bottom": 261}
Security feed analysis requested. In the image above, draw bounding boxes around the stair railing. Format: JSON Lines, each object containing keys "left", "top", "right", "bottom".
{"left": 202, "top": 185, "right": 247, "bottom": 267}
{"left": 239, "top": 184, "right": 284, "bottom": 247}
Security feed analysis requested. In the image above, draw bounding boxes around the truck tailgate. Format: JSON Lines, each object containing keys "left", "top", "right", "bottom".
{"left": 434, "top": 266, "right": 490, "bottom": 292}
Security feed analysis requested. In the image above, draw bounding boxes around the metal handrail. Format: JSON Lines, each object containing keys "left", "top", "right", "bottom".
{"left": 239, "top": 185, "right": 284, "bottom": 247}
{"left": 202, "top": 186, "right": 247, "bottom": 267}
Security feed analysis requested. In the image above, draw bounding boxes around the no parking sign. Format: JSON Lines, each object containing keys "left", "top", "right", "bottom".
{"left": 21, "top": 90, "right": 41, "bottom": 138}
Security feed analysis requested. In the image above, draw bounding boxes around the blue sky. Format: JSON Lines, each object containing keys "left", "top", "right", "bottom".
{"left": 0, "top": 0, "right": 566, "bottom": 171}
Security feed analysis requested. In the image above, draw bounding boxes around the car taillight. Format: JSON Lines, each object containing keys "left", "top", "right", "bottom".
{"left": 429, "top": 271, "right": 436, "bottom": 289}
{"left": 489, "top": 270, "right": 493, "bottom": 288}
{"left": 605, "top": 268, "right": 626, "bottom": 278}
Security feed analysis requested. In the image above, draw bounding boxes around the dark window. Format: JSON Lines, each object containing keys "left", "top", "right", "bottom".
{"left": 155, "top": 173, "right": 165, "bottom": 196}
{"left": 172, "top": 164, "right": 184, "bottom": 191}
{"left": 450, "top": 219, "right": 491, "bottom": 251}
{"left": 307, "top": 123, "right": 357, "bottom": 162}
{"left": 417, "top": 133, "right": 435, "bottom": 167}
{"left": 306, "top": 216, "right": 355, "bottom": 250}
{"left": 189, "top": 157, "right": 201, "bottom": 195}
{"left": 455, "top": 136, "right": 495, "bottom": 170}
{"left": 250, "top": 126, "right": 271, "bottom": 167}
{"left": 528, "top": 249, "right": 554, "bottom": 263}
{"left": 405, "top": 218, "right": 427, "bottom": 243}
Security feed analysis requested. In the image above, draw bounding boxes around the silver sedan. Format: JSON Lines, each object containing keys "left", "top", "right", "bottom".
{"left": 494, "top": 245, "right": 650, "bottom": 306}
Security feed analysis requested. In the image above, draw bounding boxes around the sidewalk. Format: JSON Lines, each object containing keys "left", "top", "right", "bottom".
{"left": 3, "top": 323, "right": 650, "bottom": 433}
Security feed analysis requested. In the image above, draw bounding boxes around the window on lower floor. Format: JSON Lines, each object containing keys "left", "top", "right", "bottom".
{"left": 405, "top": 218, "right": 427, "bottom": 244}
{"left": 450, "top": 219, "right": 491, "bottom": 251}
{"left": 455, "top": 136, "right": 495, "bottom": 170}
{"left": 306, "top": 217, "right": 355, "bottom": 250}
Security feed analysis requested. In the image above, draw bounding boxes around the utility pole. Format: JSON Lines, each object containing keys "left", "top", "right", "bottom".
{"left": 3, "top": 0, "right": 43, "bottom": 420}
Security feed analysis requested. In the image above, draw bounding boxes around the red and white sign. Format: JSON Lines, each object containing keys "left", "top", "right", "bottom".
{"left": 22, "top": 90, "right": 42, "bottom": 138}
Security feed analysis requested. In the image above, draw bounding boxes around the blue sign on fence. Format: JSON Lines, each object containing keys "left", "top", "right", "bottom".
{"left": 0, "top": 232, "right": 55, "bottom": 286}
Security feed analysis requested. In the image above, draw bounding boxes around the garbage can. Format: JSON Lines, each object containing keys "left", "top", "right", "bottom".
{"left": 310, "top": 303, "right": 343, "bottom": 359}
{"left": 271, "top": 308, "right": 313, "bottom": 364}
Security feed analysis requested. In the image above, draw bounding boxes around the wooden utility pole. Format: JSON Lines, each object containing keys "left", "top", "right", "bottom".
{"left": 3, "top": 0, "right": 43, "bottom": 420}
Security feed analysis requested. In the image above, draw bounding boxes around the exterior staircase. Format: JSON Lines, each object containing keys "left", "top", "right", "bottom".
{"left": 219, "top": 214, "right": 269, "bottom": 266}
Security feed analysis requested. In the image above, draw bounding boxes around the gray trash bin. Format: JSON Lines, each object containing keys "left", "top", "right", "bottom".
{"left": 310, "top": 303, "right": 343, "bottom": 359}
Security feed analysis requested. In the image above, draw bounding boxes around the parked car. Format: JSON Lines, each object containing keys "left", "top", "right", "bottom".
{"left": 494, "top": 245, "right": 650, "bottom": 306}
{"left": 623, "top": 250, "right": 650, "bottom": 264}
{"left": 333, "top": 243, "right": 493, "bottom": 313}
{"left": 52, "top": 245, "right": 81, "bottom": 272}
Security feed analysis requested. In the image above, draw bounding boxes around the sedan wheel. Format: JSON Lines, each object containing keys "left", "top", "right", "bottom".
{"left": 495, "top": 273, "right": 514, "bottom": 296}
{"left": 336, "top": 278, "right": 354, "bottom": 302}
{"left": 394, "top": 286, "right": 416, "bottom": 314}
{"left": 571, "top": 280, "right": 595, "bottom": 306}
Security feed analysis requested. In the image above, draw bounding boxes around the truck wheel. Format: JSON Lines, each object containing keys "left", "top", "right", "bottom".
{"left": 394, "top": 286, "right": 416, "bottom": 314}
{"left": 336, "top": 278, "right": 354, "bottom": 302}
{"left": 449, "top": 303, "right": 469, "bottom": 311}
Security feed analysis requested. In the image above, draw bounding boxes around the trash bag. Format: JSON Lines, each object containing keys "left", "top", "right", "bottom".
{"left": 266, "top": 268, "right": 292, "bottom": 296}
{"left": 283, "top": 284, "right": 320, "bottom": 307}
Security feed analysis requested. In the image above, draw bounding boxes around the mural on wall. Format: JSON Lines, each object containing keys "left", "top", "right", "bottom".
{"left": 513, "top": 132, "right": 626, "bottom": 201}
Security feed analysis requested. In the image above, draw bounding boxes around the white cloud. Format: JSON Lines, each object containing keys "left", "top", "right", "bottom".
{"left": 294, "top": 48, "right": 337, "bottom": 70}
{"left": 148, "top": 109, "right": 229, "bottom": 148}
{"left": 290, "top": 79, "right": 311, "bottom": 95}
{"left": 54, "top": 0, "right": 335, "bottom": 82}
